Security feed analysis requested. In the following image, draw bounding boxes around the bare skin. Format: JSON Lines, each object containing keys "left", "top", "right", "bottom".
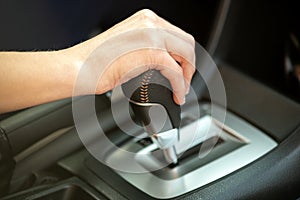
{"left": 0, "top": 9, "right": 195, "bottom": 114}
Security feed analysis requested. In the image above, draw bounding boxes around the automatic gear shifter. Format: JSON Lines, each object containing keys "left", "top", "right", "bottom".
{"left": 122, "top": 70, "right": 181, "bottom": 164}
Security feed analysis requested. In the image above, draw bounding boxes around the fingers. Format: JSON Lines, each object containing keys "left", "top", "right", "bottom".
{"left": 170, "top": 53, "right": 195, "bottom": 94}
{"left": 151, "top": 51, "right": 187, "bottom": 105}
{"left": 121, "top": 10, "right": 196, "bottom": 104}
{"left": 160, "top": 56, "right": 195, "bottom": 104}
{"left": 138, "top": 23, "right": 195, "bottom": 102}
{"left": 114, "top": 47, "right": 195, "bottom": 105}
{"left": 93, "top": 9, "right": 196, "bottom": 104}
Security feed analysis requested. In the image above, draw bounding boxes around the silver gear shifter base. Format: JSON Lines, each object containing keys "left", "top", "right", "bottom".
{"left": 151, "top": 128, "right": 179, "bottom": 164}
{"left": 162, "top": 146, "right": 178, "bottom": 165}
{"left": 104, "top": 105, "right": 277, "bottom": 199}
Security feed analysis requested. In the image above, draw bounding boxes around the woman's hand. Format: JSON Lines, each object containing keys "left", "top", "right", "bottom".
{"left": 69, "top": 9, "right": 196, "bottom": 104}
{"left": 0, "top": 9, "right": 195, "bottom": 113}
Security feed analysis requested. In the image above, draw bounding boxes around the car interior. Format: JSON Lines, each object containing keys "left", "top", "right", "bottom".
{"left": 0, "top": 0, "right": 300, "bottom": 199}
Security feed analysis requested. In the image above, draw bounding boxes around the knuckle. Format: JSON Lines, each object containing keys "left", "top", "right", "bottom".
{"left": 187, "top": 33, "right": 195, "bottom": 47}
{"left": 184, "top": 45, "right": 196, "bottom": 64}
{"left": 138, "top": 9, "right": 158, "bottom": 24}
{"left": 139, "top": 9, "right": 157, "bottom": 18}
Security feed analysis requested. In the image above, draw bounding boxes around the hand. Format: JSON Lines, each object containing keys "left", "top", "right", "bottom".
{"left": 70, "top": 9, "right": 196, "bottom": 104}
{"left": 0, "top": 9, "right": 195, "bottom": 113}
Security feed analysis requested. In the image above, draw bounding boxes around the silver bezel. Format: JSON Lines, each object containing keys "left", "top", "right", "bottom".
{"left": 105, "top": 105, "right": 277, "bottom": 199}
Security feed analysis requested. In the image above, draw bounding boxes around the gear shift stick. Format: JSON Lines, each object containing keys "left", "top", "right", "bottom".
{"left": 122, "top": 70, "right": 181, "bottom": 164}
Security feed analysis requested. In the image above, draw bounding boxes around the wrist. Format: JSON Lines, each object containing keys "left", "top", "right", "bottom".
{"left": 65, "top": 35, "right": 110, "bottom": 95}
{"left": 60, "top": 39, "right": 102, "bottom": 96}
{"left": 53, "top": 48, "right": 81, "bottom": 97}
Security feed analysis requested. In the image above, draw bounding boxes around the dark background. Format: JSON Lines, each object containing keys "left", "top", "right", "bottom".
{"left": 0, "top": 0, "right": 217, "bottom": 50}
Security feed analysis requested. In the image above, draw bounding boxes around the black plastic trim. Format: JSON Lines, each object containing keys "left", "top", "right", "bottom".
{"left": 218, "top": 65, "right": 300, "bottom": 142}
{"left": 0, "top": 128, "right": 15, "bottom": 197}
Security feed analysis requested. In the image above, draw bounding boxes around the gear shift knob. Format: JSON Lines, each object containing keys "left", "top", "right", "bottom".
{"left": 121, "top": 70, "right": 181, "bottom": 164}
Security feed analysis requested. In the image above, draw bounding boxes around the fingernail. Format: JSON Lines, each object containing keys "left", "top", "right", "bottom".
{"left": 173, "top": 94, "right": 185, "bottom": 105}
{"left": 173, "top": 94, "right": 180, "bottom": 105}
{"left": 182, "top": 97, "right": 186, "bottom": 104}
{"left": 185, "top": 87, "right": 190, "bottom": 95}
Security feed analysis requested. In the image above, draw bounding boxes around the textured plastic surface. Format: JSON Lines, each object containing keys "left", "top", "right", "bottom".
{"left": 182, "top": 126, "right": 300, "bottom": 200}
{"left": 0, "top": 99, "right": 73, "bottom": 155}
{"left": 0, "top": 128, "right": 15, "bottom": 197}
{"left": 217, "top": 65, "right": 300, "bottom": 141}
{"left": 1, "top": 177, "right": 106, "bottom": 200}
{"left": 0, "top": 95, "right": 109, "bottom": 155}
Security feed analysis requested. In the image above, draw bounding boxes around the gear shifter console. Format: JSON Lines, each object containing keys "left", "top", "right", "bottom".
{"left": 104, "top": 103, "right": 277, "bottom": 199}
{"left": 121, "top": 70, "right": 180, "bottom": 164}
{"left": 116, "top": 68, "right": 277, "bottom": 199}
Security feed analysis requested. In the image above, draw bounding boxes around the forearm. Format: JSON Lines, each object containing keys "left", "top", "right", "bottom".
{"left": 0, "top": 50, "right": 79, "bottom": 113}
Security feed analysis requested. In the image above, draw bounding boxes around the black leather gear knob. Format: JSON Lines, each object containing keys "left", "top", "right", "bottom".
{"left": 121, "top": 70, "right": 181, "bottom": 129}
